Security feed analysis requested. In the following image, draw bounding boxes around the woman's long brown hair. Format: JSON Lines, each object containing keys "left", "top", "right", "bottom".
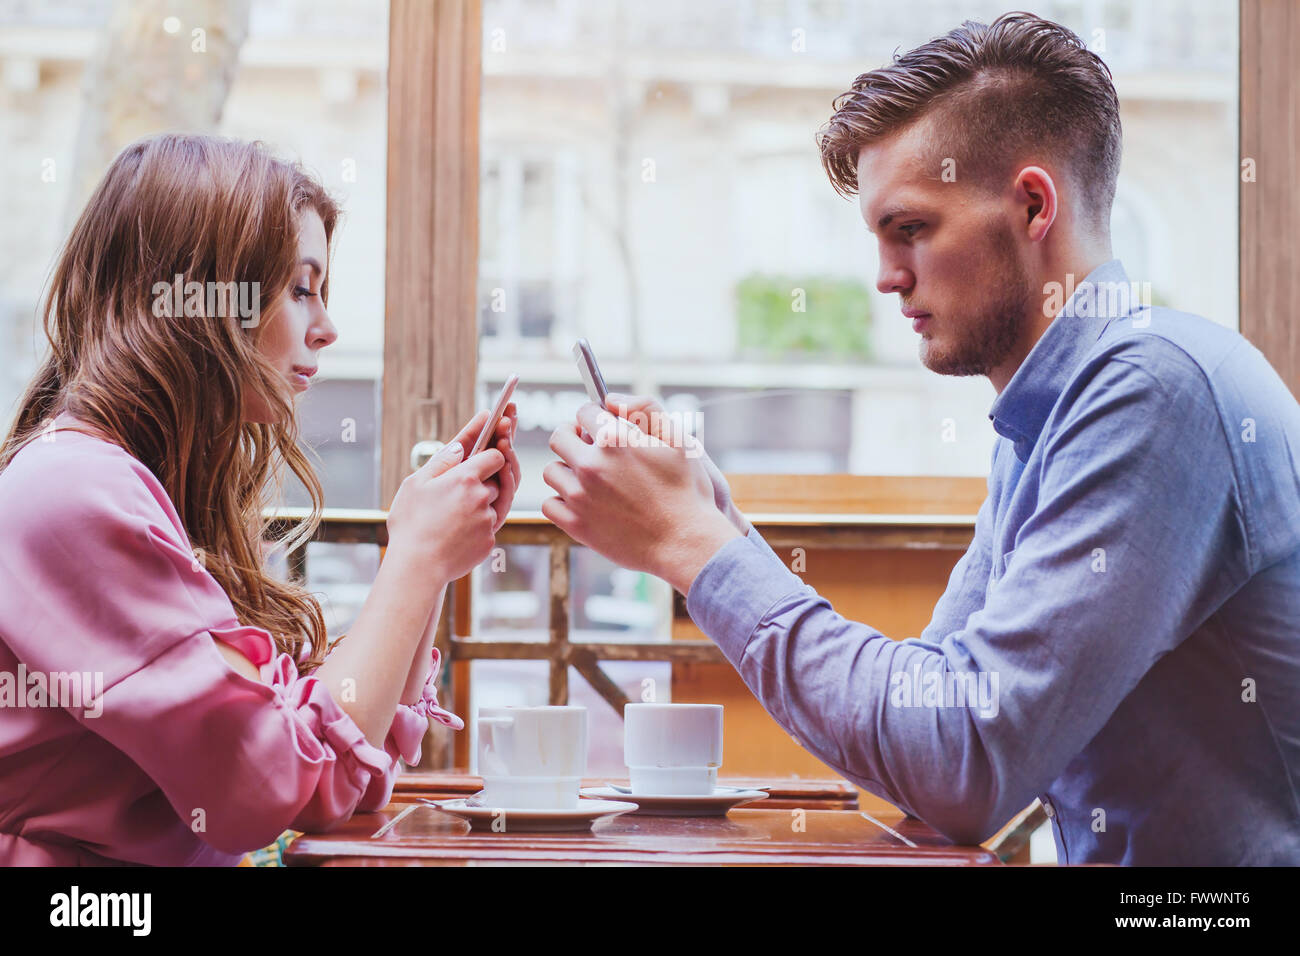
{"left": 0, "top": 133, "right": 340, "bottom": 672}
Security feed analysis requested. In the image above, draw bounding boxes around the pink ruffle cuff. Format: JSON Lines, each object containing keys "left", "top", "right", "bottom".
{"left": 392, "top": 646, "right": 464, "bottom": 758}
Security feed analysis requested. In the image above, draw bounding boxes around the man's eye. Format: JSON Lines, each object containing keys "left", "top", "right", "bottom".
{"left": 899, "top": 223, "right": 923, "bottom": 237}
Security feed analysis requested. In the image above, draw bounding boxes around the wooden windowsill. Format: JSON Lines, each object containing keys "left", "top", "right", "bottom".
{"left": 264, "top": 473, "right": 986, "bottom": 539}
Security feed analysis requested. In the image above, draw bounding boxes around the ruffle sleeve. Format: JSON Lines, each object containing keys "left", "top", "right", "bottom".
{"left": 207, "top": 621, "right": 467, "bottom": 826}
{"left": 0, "top": 438, "right": 464, "bottom": 855}
{"left": 207, "top": 623, "right": 401, "bottom": 831}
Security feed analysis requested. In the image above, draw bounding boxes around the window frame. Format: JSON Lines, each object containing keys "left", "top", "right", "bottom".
{"left": 383, "top": 0, "right": 1288, "bottom": 518}
{"left": 379, "top": 0, "right": 1294, "bottom": 770}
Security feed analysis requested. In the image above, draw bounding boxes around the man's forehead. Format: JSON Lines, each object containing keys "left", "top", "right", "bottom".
{"left": 855, "top": 122, "right": 944, "bottom": 228}
{"left": 857, "top": 173, "right": 942, "bottom": 234}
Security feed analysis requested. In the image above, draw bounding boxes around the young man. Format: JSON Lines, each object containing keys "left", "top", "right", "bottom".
{"left": 542, "top": 13, "right": 1300, "bottom": 865}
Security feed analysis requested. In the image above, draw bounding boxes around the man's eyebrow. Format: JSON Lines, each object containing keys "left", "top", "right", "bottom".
{"left": 872, "top": 206, "right": 912, "bottom": 233}
{"left": 301, "top": 257, "right": 323, "bottom": 276}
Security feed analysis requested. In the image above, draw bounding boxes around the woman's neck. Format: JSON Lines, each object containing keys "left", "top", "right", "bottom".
{"left": 51, "top": 409, "right": 114, "bottom": 444}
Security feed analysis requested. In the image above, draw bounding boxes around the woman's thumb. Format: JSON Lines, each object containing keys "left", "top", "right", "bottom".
{"left": 422, "top": 441, "right": 463, "bottom": 477}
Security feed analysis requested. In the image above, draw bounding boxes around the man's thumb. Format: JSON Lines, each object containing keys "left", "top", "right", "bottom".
{"left": 605, "top": 392, "right": 672, "bottom": 442}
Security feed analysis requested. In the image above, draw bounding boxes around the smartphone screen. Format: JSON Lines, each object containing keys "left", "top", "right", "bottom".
{"left": 572, "top": 338, "right": 608, "bottom": 404}
{"left": 469, "top": 374, "right": 519, "bottom": 457}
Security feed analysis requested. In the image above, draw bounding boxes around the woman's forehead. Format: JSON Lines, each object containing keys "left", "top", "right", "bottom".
{"left": 296, "top": 209, "right": 328, "bottom": 264}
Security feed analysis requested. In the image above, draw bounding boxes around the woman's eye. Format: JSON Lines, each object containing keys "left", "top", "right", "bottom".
{"left": 293, "top": 286, "right": 317, "bottom": 300}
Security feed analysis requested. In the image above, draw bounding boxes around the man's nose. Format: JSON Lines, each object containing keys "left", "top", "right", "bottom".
{"left": 876, "top": 260, "right": 913, "bottom": 296}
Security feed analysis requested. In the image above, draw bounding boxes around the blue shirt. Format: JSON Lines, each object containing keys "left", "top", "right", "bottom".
{"left": 686, "top": 259, "right": 1300, "bottom": 865}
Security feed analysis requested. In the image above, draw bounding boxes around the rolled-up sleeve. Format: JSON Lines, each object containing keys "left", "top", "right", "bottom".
{"left": 0, "top": 455, "right": 459, "bottom": 855}
{"left": 686, "top": 348, "right": 1247, "bottom": 844}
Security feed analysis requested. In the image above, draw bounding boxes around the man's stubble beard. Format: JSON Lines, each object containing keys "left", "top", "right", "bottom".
{"left": 919, "top": 225, "right": 1036, "bottom": 378}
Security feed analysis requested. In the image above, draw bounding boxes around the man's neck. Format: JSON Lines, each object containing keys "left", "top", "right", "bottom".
{"left": 988, "top": 251, "right": 1112, "bottom": 395}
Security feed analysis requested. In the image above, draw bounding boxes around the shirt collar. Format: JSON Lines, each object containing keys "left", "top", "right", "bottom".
{"left": 988, "top": 258, "right": 1139, "bottom": 462}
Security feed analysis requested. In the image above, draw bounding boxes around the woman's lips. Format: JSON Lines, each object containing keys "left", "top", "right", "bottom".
{"left": 291, "top": 366, "right": 316, "bottom": 390}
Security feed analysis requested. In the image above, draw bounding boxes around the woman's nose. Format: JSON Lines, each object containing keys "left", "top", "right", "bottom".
{"left": 312, "top": 309, "right": 338, "bottom": 349}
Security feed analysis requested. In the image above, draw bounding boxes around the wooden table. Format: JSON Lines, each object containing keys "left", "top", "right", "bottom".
{"left": 286, "top": 793, "right": 999, "bottom": 867}
{"left": 391, "top": 772, "right": 861, "bottom": 812}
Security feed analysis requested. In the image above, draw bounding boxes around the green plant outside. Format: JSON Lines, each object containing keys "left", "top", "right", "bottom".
{"left": 735, "top": 274, "right": 873, "bottom": 361}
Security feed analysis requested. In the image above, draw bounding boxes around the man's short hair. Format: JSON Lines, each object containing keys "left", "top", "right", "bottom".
{"left": 816, "top": 12, "right": 1122, "bottom": 236}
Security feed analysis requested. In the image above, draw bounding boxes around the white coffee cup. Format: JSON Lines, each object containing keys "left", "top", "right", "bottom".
{"left": 624, "top": 703, "right": 724, "bottom": 795}
{"left": 476, "top": 705, "right": 588, "bottom": 809}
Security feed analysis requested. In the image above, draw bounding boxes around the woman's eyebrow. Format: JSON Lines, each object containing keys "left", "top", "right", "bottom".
{"left": 301, "top": 257, "right": 323, "bottom": 276}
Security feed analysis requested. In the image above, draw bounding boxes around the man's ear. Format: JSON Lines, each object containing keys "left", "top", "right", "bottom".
{"left": 1015, "top": 165, "right": 1058, "bottom": 241}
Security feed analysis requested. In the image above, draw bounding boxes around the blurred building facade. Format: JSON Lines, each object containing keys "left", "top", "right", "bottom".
{"left": 0, "top": 0, "right": 1240, "bottom": 778}
{"left": 1, "top": 0, "right": 1239, "bottom": 508}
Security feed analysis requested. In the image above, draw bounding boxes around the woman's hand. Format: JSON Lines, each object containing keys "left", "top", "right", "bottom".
{"left": 386, "top": 408, "right": 508, "bottom": 583}
{"left": 481, "top": 402, "right": 522, "bottom": 533}
{"left": 441, "top": 403, "right": 522, "bottom": 533}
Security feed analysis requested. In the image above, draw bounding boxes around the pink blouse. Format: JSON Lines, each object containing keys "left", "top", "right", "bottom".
{"left": 0, "top": 413, "right": 463, "bottom": 865}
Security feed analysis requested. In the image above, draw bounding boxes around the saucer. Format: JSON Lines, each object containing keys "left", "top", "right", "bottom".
{"left": 579, "top": 786, "right": 769, "bottom": 816}
{"left": 424, "top": 797, "right": 638, "bottom": 832}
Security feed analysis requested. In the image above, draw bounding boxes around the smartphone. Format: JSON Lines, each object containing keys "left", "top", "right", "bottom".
{"left": 469, "top": 374, "right": 519, "bottom": 457}
{"left": 572, "top": 338, "right": 608, "bottom": 404}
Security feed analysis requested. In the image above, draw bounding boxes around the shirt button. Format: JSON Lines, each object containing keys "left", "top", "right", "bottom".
{"left": 1041, "top": 798, "right": 1055, "bottom": 819}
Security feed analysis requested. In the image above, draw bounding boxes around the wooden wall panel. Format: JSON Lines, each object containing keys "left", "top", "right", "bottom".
{"left": 1240, "top": 0, "right": 1300, "bottom": 392}
{"left": 672, "top": 546, "right": 969, "bottom": 815}
{"left": 729, "top": 474, "right": 987, "bottom": 516}
{"left": 386, "top": 0, "right": 482, "bottom": 770}
{"left": 382, "top": 0, "right": 482, "bottom": 509}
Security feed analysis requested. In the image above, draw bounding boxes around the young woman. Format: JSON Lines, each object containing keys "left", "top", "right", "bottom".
{"left": 0, "top": 133, "right": 520, "bottom": 865}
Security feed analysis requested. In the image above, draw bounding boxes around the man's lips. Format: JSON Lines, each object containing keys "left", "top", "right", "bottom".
{"left": 902, "top": 308, "right": 931, "bottom": 332}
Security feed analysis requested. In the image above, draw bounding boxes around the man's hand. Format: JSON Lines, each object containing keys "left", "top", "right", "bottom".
{"left": 601, "top": 392, "right": 753, "bottom": 535}
{"left": 542, "top": 402, "right": 741, "bottom": 594}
